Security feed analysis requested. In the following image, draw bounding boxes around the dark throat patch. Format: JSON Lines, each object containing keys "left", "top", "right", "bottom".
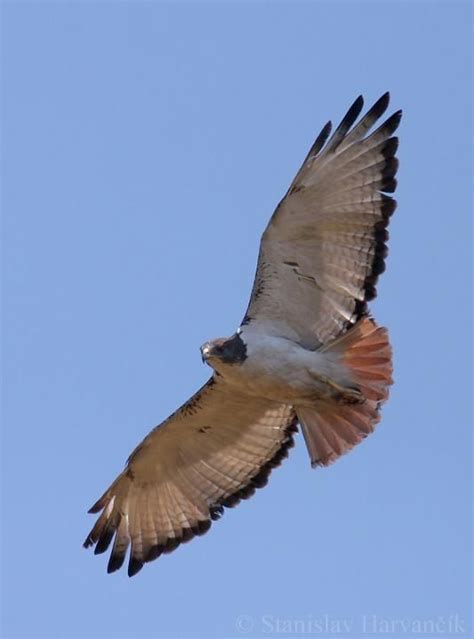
{"left": 218, "top": 333, "right": 247, "bottom": 364}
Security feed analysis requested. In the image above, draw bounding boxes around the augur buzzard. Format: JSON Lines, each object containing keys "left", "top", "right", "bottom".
{"left": 84, "top": 93, "right": 401, "bottom": 576}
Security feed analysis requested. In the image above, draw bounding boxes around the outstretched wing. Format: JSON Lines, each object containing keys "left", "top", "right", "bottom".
{"left": 243, "top": 92, "right": 401, "bottom": 348}
{"left": 84, "top": 377, "right": 296, "bottom": 576}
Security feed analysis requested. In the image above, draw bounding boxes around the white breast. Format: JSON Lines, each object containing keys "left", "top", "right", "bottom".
{"left": 218, "top": 325, "right": 328, "bottom": 403}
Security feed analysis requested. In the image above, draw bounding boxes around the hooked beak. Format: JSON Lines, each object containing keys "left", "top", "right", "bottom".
{"left": 200, "top": 343, "right": 211, "bottom": 364}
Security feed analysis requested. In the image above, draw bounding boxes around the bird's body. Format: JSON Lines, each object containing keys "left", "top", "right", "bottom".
{"left": 206, "top": 326, "right": 356, "bottom": 405}
{"left": 84, "top": 93, "right": 401, "bottom": 576}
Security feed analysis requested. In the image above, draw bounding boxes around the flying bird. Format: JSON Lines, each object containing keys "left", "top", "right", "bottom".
{"left": 84, "top": 93, "right": 401, "bottom": 576}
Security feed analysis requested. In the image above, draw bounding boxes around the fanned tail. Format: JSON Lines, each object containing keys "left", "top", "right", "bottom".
{"left": 298, "top": 317, "right": 392, "bottom": 467}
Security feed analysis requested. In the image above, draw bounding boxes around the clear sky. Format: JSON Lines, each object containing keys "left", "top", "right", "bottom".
{"left": 2, "top": 1, "right": 472, "bottom": 638}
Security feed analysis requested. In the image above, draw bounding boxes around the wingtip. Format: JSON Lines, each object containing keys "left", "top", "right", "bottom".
{"left": 327, "top": 94, "right": 365, "bottom": 149}
{"left": 348, "top": 94, "right": 364, "bottom": 120}
{"left": 87, "top": 500, "right": 104, "bottom": 514}
{"left": 128, "top": 557, "right": 144, "bottom": 577}
{"left": 107, "top": 554, "right": 126, "bottom": 574}
{"left": 375, "top": 109, "right": 402, "bottom": 138}
{"left": 306, "top": 120, "right": 332, "bottom": 159}
{"left": 83, "top": 535, "right": 93, "bottom": 549}
{"left": 322, "top": 119, "right": 332, "bottom": 135}
{"left": 374, "top": 91, "right": 390, "bottom": 113}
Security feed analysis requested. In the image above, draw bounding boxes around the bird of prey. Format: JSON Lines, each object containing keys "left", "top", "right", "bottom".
{"left": 84, "top": 93, "right": 401, "bottom": 576}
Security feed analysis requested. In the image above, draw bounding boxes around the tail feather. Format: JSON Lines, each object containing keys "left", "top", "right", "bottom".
{"left": 323, "top": 316, "right": 393, "bottom": 401}
{"left": 298, "top": 401, "right": 379, "bottom": 467}
{"left": 298, "top": 317, "right": 392, "bottom": 467}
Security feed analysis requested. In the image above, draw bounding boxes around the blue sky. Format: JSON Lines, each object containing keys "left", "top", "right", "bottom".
{"left": 2, "top": 2, "right": 472, "bottom": 638}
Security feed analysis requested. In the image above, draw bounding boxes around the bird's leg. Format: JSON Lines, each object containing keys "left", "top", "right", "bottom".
{"left": 308, "top": 372, "right": 364, "bottom": 404}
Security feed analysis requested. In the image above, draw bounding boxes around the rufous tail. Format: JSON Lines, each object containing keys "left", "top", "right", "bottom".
{"left": 298, "top": 317, "right": 393, "bottom": 467}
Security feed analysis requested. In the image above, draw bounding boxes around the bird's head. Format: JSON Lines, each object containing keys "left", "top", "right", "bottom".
{"left": 200, "top": 332, "right": 247, "bottom": 370}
